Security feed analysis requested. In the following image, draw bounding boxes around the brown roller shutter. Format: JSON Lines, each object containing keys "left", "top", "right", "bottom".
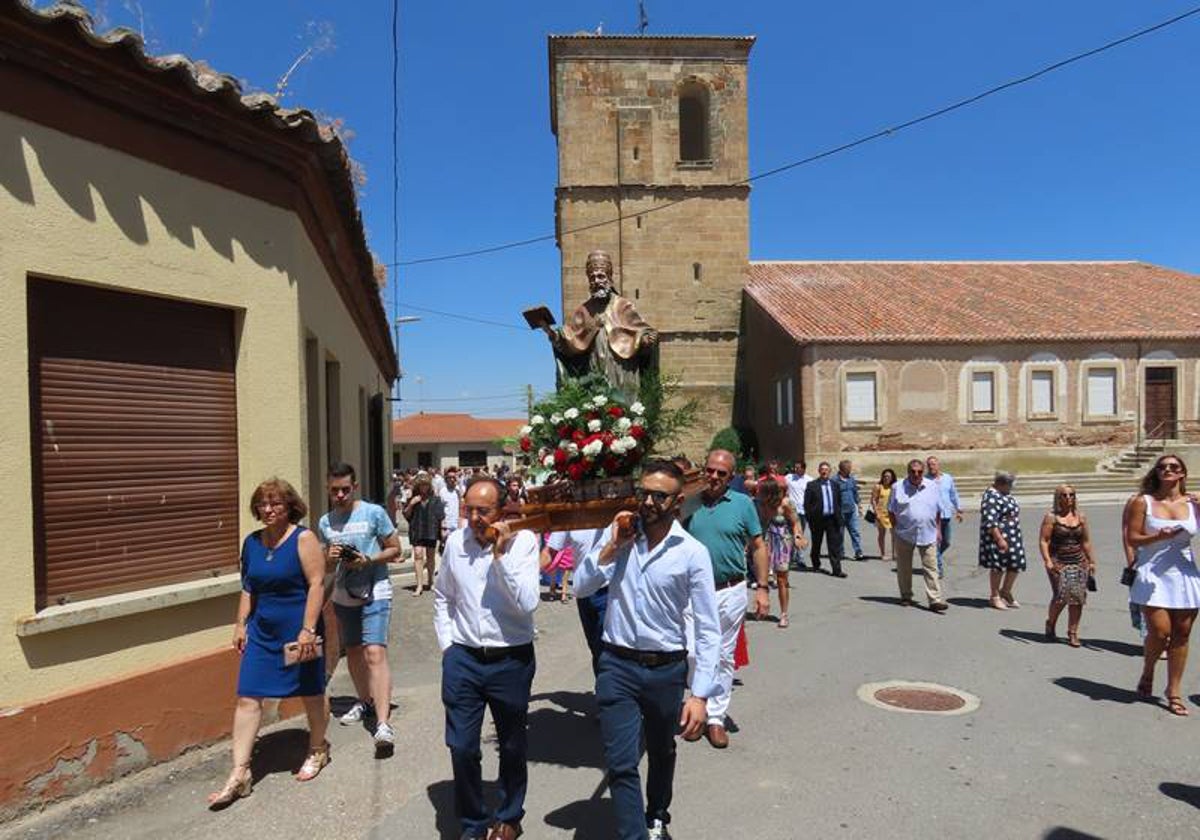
{"left": 29, "top": 279, "right": 240, "bottom": 608}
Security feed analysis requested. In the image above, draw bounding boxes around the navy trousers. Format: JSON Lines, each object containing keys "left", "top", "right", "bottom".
{"left": 596, "top": 650, "right": 687, "bottom": 840}
{"left": 442, "top": 643, "right": 536, "bottom": 836}
{"left": 576, "top": 586, "right": 609, "bottom": 676}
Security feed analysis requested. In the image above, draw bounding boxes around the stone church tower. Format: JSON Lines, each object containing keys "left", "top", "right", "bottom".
{"left": 548, "top": 34, "right": 754, "bottom": 456}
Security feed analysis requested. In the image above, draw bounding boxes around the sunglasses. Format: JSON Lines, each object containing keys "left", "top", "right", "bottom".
{"left": 635, "top": 488, "right": 676, "bottom": 505}
{"left": 704, "top": 467, "right": 731, "bottom": 478}
{"left": 1157, "top": 463, "right": 1185, "bottom": 474}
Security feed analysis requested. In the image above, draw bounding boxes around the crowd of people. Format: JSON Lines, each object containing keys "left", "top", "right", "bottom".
{"left": 207, "top": 450, "right": 1200, "bottom": 840}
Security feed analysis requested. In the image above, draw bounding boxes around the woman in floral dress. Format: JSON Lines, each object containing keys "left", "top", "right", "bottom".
{"left": 979, "top": 471, "right": 1027, "bottom": 610}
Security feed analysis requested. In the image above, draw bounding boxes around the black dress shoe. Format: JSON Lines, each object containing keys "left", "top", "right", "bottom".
{"left": 832, "top": 570, "right": 848, "bottom": 578}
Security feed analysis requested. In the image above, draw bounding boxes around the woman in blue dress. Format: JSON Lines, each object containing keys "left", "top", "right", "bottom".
{"left": 208, "top": 478, "right": 330, "bottom": 808}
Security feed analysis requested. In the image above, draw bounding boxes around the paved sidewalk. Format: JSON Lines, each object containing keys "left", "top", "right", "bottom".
{"left": 4, "top": 504, "right": 1199, "bottom": 839}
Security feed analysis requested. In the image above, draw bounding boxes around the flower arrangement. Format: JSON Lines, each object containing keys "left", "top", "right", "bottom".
{"left": 517, "top": 378, "right": 649, "bottom": 481}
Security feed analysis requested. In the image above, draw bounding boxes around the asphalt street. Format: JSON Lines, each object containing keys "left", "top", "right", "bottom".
{"left": 5, "top": 502, "right": 1199, "bottom": 840}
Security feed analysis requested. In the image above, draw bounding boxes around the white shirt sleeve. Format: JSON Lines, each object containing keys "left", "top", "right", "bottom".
{"left": 432, "top": 543, "right": 457, "bottom": 652}
{"left": 493, "top": 530, "right": 541, "bottom": 615}
{"left": 573, "top": 532, "right": 618, "bottom": 598}
{"left": 685, "top": 543, "right": 722, "bottom": 699}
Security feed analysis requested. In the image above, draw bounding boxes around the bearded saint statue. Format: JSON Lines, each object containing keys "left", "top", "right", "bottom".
{"left": 540, "top": 250, "right": 658, "bottom": 402}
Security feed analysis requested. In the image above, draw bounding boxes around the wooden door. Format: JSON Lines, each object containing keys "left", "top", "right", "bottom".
{"left": 1144, "top": 367, "right": 1177, "bottom": 437}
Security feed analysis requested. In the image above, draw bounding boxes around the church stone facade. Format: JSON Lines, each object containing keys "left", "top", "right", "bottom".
{"left": 548, "top": 34, "right": 753, "bottom": 455}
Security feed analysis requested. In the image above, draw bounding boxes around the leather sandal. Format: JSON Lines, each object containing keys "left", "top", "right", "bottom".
{"left": 1067, "top": 631, "right": 1081, "bottom": 648}
{"left": 207, "top": 764, "right": 252, "bottom": 808}
{"left": 296, "top": 740, "right": 330, "bottom": 781}
{"left": 1167, "top": 696, "right": 1190, "bottom": 716}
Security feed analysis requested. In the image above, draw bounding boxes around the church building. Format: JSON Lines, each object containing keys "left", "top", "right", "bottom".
{"left": 547, "top": 33, "right": 1200, "bottom": 469}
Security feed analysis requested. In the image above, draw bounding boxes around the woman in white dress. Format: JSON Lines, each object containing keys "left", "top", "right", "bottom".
{"left": 1124, "top": 454, "right": 1200, "bottom": 716}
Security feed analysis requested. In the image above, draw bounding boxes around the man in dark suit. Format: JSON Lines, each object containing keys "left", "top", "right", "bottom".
{"left": 803, "top": 461, "right": 847, "bottom": 578}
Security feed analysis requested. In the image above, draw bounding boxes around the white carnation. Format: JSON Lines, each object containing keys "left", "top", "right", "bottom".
{"left": 563, "top": 407, "right": 580, "bottom": 420}
{"left": 530, "top": 415, "right": 545, "bottom": 426}
{"left": 616, "top": 417, "right": 632, "bottom": 432}
{"left": 587, "top": 419, "right": 602, "bottom": 433}
{"left": 592, "top": 395, "right": 608, "bottom": 406}
{"left": 520, "top": 425, "right": 532, "bottom": 436}
{"left": 549, "top": 413, "right": 562, "bottom": 424}
{"left": 614, "top": 435, "right": 637, "bottom": 453}
{"left": 558, "top": 438, "right": 572, "bottom": 449}
{"left": 582, "top": 439, "right": 604, "bottom": 457}
{"left": 543, "top": 454, "right": 556, "bottom": 467}
{"left": 630, "top": 401, "right": 645, "bottom": 415}
{"left": 567, "top": 442, "right": 580, "bottom": 455}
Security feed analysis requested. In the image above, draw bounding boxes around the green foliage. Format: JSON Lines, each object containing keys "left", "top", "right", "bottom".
{"left": 709, "top": 426, "right": 743, "bottom": 456}
{"left": 638, "top": 367, "right": 699, "bottom": 457}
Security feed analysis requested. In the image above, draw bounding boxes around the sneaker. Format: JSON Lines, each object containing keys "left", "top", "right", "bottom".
{"left": 647, "top": 819, "right": 672, "bottom": 839}
{"left": 338, "top": 700, "right": 373, "bottom": 725}
{"left": 374, "top": 721, "right": 395, "bottom": 757}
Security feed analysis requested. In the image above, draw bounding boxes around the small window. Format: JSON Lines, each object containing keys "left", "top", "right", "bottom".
{"left": 775, "top": 380, "right": 784, "bottom": 426}
{"left": 458, "top": 450, "right": 487, "bottom": 468}
{"left": 844, "top": 372, "right": 877, "bottom": 425}
{"left": 1086, "top": 368, "right": 1118, "bottom": 417}
{"left": 1030, "top": 370, "right": 1055, "bottom": 416}
{"left": 786, "top": 377, "right": 794, "bottom": 425}
{"left": 678, "top": 82, "right": 710, "bottom": 162}
{"left": 417, "top": 450, "right": 433, "bottom": 468}
{"left": 971, "top": 371, "right": 996, "bottom": 418}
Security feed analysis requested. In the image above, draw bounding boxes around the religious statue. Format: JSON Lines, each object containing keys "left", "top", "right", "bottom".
{"left": 526, "top": 250, "right": 658, "bottom": 402}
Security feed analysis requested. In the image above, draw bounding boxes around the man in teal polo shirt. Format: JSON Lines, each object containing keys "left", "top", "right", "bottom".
{"left": 684, "top": 449, "right": 768, "bottom": 749}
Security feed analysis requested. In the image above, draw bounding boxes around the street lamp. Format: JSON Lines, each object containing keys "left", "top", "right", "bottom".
{"left": 394, "top": 315, "right": 421, "bottom": 416}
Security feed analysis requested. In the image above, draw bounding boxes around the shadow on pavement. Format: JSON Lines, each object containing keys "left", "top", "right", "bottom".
{"left": 526, "top": 691, "right": 606, "bottom": 770}
{"left": 1081, "top": 638, "right": 1144, "bottom": 657}
{"left": 1052, "top": 676, "right": 1140, "bottom": 704}
{"left": 1159, "top": 782, "right": 1200, "bottom": 809}
{"left": 543, "top": 778, "right": 617, "bottom": 839}
{"left": 858, "top": 595, "right": 905, "bottom": 606}
{"left": 999, "top": 628, "right": 1056, "bottom": 645}
{"left": 248, "top": 728, "right": 310, "bottom": 783}
{"left": 427, "top": 779, "right": 500, "bottom": 840}
{"left": 1043, "top": 828, "right": 1105, "bottom": 839}
{"left": 947, "top": 597, "right": 992, "bottom": 609}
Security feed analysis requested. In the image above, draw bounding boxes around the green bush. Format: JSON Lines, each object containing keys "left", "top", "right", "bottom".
{"left": 709, "top": 426, "right": 742, "bottom": 456}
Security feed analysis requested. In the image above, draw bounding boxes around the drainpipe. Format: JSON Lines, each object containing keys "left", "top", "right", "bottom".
{"left": 1135, "top": 339, "right": 1143, "bottom": 450}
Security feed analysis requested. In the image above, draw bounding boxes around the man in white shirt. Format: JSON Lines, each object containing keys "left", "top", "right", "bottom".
{"left": 575, "top": 460, "right": 722, "bottom": 840}
{"left": 785, "top": 461, "right": 812, "bottom": 570}
{"left": 543, "top": 527, "right": 609, "bottom": 675}
{"left": 439, "top": 466, "right": 463, "bottom": 539}
{"left": 888, "top": 459, "right": 949, "bottom": 612}
{"left": 433, "top": 476, "right": 540, "bottom": 840}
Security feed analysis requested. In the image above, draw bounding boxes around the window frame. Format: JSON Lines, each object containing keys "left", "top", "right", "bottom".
{"left": 1082, "top": 364, "right": 1120, "bottom": 422}
{"left": 841, "top": 369, "right": 880, "bottom": 429}
{"left": 1027, "top": 367, "right": 1058, "bottom": 420}
{"left": 969, "top": 369, "right": 998, "bottom": 421}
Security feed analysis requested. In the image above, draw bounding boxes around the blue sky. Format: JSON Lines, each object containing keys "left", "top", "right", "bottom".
{"left": 63, "top": 1, "right": 1200, "bottom": 417}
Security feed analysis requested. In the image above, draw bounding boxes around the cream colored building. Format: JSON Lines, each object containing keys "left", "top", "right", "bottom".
{"left": 392, "top": 413, "right": 524, "bottom": 472}
{"left": 0, "top": 4, "right": 394, "bottom": 813}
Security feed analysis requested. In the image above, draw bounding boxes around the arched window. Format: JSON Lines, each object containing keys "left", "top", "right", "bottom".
{"left": 678, "top": 82, "right": 710, "bottom": 162}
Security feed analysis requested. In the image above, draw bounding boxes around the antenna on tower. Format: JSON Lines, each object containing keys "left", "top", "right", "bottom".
{"left": 637, "top": 1, "right": 649, "bottom": 34}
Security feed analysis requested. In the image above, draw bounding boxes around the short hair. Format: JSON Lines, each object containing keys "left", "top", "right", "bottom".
{"left": 818, "top": 461, "right": 831, "bottom": 470}
{"left": 794, "top": 460, "right": 807, "bottom": 470}
{"left": 838, "top": 459, "right": 852, "bottom": 471}
{"left": 641, "top": 459, "right": 685, "bottom": 489}
{"left": 412, "top": 474, "right": 433, "bottom": 495}
{"left": 465, "top": 473, "right": 508, "bottom": 507}
{"left": 907, "top": 459, "right": 924, "bottom": 470}
{"left": 328, "top": 461, "right": 357, "bottom": 483}
{"left": 250, "top": 477, "right": 307, "bottom": 523}
{"left": 994, "top": 470, "right": 1016, "bottom": 485}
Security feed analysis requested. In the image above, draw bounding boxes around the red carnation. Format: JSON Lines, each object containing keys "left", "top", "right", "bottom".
{"left": 572, "top": 429, "right": 587, "bottom": 444}
{"left": 586, "top": 411, "right": 600, "bottom": 421}
{"left": 554, "top": 448, "right": 568, "bottom": 467}
{"left": 519, "top": 437, "right": 532, "bottom": 452}
{"left": 607, "top": 405, "right": 624, "bottom": 418}
{"left": 629, "top": 424, "right": 645, "bottom": 439}
{"left": 602, "top": 456, "right": 620, "bottom": 473}
{"left": 567, "top": 461, "right": 586, "bottom": 481}
{"left": 601, "top": 431, "right": 615, "bottom": 446}
{"left": 557, "top": 425, "right": 572, "bottom": 439}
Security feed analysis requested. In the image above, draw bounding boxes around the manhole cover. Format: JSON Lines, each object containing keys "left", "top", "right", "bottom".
{"left": 874, "top": 687, "right": 965, "bottom": 712}
{"left": 857, "top": 681, "right": 980, "bottom": 716}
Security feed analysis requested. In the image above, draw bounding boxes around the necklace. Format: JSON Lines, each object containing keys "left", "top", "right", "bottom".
{"left": 263, "top": 526, "right": 289, "bottom": 562}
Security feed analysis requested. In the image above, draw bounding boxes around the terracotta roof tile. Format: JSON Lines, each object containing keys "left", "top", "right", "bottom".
{"left": 392, "top": 414, "right": 525, "bottom": 445}
{"left": 745, "top": 261, "right": 1200, "bottom": 345}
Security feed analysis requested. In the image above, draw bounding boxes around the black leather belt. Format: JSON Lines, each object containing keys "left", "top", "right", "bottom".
{"left": 714, "top": 575, "right": 745, "bottom": 591}
{"left": 602, "top": 642, "right": 687, "bottom": 667}
{"left": 454, "top": 642, "right": 533, "bottom": 662}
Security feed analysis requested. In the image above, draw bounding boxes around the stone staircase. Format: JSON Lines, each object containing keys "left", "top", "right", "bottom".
{"left": 953, "top": 471, "right": 1142, "bottom": 510}
{"left": 1099, "top": 443, "right": 1163, "bottom": 475}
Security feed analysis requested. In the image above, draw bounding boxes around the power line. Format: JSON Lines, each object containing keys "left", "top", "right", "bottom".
{"left": 398, "top": 303, "right": 528, "bottom": 330}
{"left": 390, "top": 5, "right": 1200, "bottom": 269}
{"left": 398, "top": 392, "right": 528, "bottom": 402}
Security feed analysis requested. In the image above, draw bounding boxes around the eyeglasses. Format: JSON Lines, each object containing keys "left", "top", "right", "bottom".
{"left": 635, "top": 488, "right": 676, "bottom": 505}
{"left": 463, "top": 505, "right": 496, "bottom": 517}
{"left": 256, "top": 500, "right": 286, "bottom": 510}
{"left": 704, "top": 467, "right": 730, "bottom": 478}
{"left": 1061, "top": 492, "right": 1076, "bottom": 498}
{"left": 1158, "top": 463, "right": 1185, "bottom": 474}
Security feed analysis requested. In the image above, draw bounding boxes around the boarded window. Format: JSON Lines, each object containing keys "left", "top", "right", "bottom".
{"left": 1087, "top": 368, "right": 1118, "bottom": 416}
{"left": 28, "top": 278, "right": 238, "bottom": 608}
{"left": 458, "top": 450, "right": 487, "bottom": 468}
{"left": 678, "top": 83, "right": 710, "bottom": 162}
{"left": 971, "top": 371, "right": 996, "bottom": 416}
{"left": 844, "top": 372, "right": 877, "bottom": 424}
{"left": 1030, "top": 370, "right": 1055, "bottom": 415}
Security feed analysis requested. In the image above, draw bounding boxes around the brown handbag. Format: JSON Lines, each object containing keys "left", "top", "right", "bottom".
{"left": 283, "top": 637, "right": 324, "bottom": 667}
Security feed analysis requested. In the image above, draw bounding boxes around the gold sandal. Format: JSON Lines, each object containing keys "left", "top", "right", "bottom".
{"left": 207, "top": 765, "right": 252, "bottom": 808}
{"left": 296, "top": 740, "right": 330, "bottom": 782}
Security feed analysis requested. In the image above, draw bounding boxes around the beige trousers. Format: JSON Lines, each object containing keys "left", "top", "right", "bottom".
{"left": 894, "top": 536, "right": 943, "bottom": 605}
